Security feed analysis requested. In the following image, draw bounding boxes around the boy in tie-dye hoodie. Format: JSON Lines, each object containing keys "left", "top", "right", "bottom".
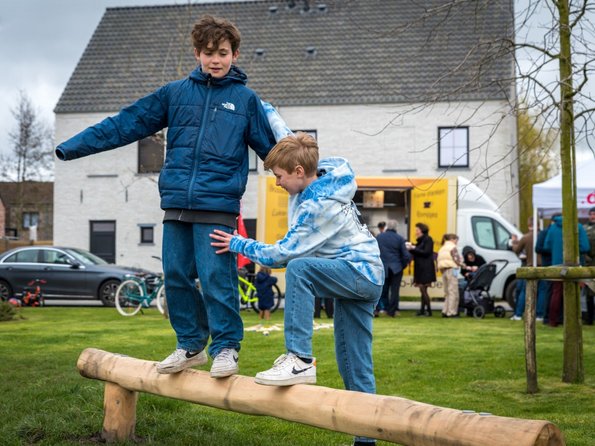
{"left": 210, "top": 132, "right": 383, "bottom": 446}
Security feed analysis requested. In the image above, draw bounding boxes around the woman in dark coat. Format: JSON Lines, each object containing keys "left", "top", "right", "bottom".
{"left": 408, "top": 223, "right": 437, "bottom": 316}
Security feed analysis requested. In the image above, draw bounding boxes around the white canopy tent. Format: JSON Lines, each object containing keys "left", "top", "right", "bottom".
{"left": 533, "top": 157, "right": 595, "bottom": 212}
{"left": 531, "top": 157, "right": 595, "bottom": 265}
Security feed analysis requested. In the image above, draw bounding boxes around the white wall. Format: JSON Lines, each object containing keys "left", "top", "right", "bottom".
{"left": 54, "top": 99, "right": 518, "bottom": 271}
{"left": 280, "top": 100, "right": 519, "bottom": 223}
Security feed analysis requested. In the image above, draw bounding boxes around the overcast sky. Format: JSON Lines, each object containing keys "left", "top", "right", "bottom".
{"left": 0, "top": 1, "right": 593, "bottom": 162}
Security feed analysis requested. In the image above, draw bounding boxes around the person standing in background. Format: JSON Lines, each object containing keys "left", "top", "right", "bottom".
{"left": 407, "top": 223, "right": 436, "bottom": 317}
{"left": 376, "top": 220, "right": 411, "bottom": 317}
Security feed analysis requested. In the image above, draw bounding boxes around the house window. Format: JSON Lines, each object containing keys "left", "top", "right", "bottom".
{"left": 23, "top": 212, "right": 39, "bottom": 229}
{"left": 438, "top": 127, "right": 469, "bottom": 168}
{"left": 139, "top": 225, "right": 155, "bottom": 244}
{"left": 138, "top": 132, "right": 165, "bottom": 174}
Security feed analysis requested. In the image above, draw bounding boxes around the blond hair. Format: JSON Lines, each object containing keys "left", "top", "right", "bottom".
{"left": 263, "top": 132, "right": 319, "bottom": 176}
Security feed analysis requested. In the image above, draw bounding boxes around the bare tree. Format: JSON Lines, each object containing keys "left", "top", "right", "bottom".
{"left": 0, "top": 91, "right": 54, "bottom": 182}
{"left": 353, "top": 0, "right": 593, "bottom": 383}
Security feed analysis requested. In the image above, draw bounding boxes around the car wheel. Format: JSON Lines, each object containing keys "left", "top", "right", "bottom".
{"left": 99, "top": 279, "right": 120, "bottom": 307}
{"left": 504, "top": 279, "right": 517, "bottom": 309}
{"left": 0, "top": 280, "right": 12, "bottom": 301}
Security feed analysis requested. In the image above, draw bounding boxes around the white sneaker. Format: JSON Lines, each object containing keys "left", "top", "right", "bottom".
{"left": 156, "top": 348, "right": 207, "bottom": 374}
{"left": 210, "top": 348, "right": 239, "bottom": 378}
{"left": 510, "top": 315, "right": 522, "bottom": 321}
{"left": 254, "top": 352, "right": 316, "bottom": 386}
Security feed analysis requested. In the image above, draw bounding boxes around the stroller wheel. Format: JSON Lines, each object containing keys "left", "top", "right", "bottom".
{"left": 473, "top": 305, "right": 486, "bottom": 319}
{"left": 494, "top": 305, "right": 506, "bottom": 318}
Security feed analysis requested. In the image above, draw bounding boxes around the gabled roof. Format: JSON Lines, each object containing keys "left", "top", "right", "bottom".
{"left": 55, "top": 0, "right": 514, "bottom": 113}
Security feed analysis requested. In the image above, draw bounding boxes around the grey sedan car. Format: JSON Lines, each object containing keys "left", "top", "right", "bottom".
{"left": 0, "top": 246, "right": 152, "bottom": 306}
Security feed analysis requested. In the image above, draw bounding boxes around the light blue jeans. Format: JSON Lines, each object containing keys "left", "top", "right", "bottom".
{"left": 284, "top": 257, "right": 382, "bottom": 444}
{"left": 162, "top": 221, "right": 243, "bottom": 358}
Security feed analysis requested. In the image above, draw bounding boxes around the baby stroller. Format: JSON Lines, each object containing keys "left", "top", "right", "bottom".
{"left": 460, "top": 260, "right": 508, "bottom": 319}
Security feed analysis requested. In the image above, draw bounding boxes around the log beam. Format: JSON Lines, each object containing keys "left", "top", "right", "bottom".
{"left": 77, "top": 348, "right": 565, "bottom": 446}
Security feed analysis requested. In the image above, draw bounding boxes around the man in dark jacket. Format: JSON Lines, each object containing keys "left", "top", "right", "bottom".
{"left": 376, "top": 220, "right": 411, "bottom": 317}
{"left": 55, "top": 16, "right": 287, "bottom": 378}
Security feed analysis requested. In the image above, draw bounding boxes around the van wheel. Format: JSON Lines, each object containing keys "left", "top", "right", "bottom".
{"left": 504, "top": 279, "right": 517, "bottom": 309}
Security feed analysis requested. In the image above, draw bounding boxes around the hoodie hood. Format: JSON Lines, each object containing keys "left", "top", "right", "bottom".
{"left": 189, "top": 64, "right": 247, "bottom": 86}
{"left": 462, "top": 246, "right": 476, "bottom": 257}
{"left": 300, "top": 157, "right": 356, "bottom": 205}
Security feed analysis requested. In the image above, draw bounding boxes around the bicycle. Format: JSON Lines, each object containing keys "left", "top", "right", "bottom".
{"left": 238, "top": 272, "right": 283, "bottom": 313}
{"left": 21, "top": 279, "right": 46, "bottom": 307}
{"left": 115, "top": 273, "right": 166, "bottom": 316}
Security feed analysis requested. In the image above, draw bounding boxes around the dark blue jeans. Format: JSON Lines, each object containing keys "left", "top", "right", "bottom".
{"left": 162, "top": 221, "right": 243, "bottom": 358}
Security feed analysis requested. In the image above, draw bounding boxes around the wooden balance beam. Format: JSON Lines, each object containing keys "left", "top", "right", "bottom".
{"left": 77, "top": 348, "right": 564, "bottom": 446}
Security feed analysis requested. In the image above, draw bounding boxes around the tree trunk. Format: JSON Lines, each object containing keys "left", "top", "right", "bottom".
{"left": 557, "top": 0, "right": 583, "bottom": 384}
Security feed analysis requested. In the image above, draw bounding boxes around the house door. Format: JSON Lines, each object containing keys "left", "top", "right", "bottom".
{"left": 90, "top": 221, "right": 116, "bottom": 263}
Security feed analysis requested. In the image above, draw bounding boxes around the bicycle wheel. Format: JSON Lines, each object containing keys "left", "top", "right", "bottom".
{"left": 155, "top": 284, "right": 166, "bottom": 315}
{"left": 115, "top": 280, "right": 144, "bottom": 316}
{"left": 249, "top": 283, "right": 282, "bottom": 313}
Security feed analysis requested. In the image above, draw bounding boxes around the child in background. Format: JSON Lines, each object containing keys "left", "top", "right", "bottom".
{"left": 254, "top": 266, "right": 278, "bottom": 324}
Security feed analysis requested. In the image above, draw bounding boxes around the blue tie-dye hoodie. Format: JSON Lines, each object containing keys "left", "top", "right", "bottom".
{"left": 229, "top": 157, "right": 384, "bottom": 286}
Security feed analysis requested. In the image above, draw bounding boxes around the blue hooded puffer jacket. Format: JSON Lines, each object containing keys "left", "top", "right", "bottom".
{"left": 543, "top": 215, "right": 591, "bottom": 265}
{"left": 56, "top": 66, "right": 277, "bottom": 214}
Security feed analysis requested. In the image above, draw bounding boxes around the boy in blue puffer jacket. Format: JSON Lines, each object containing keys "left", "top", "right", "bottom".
{"left": 55, "top": 15, "right": 290, "bottom": 378}
{"left": 210, "top": 133, "right": 383, "bottom": 446}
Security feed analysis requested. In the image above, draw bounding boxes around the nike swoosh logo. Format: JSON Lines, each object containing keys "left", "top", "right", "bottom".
{"left": 185, "top": 351, "right": 200, "bottom": 359}
{"left": 233, "top": 356, "right": 239, "bottom": 363}
{"left": 291, "top": 366, "right": 313, "bottom": 375}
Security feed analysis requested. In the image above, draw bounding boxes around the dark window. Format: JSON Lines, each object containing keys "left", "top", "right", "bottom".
{"left": 472, "top": 216, "right": 511, "bottom": 250}
{"left": 90, "top": 221, "right": 116, "bottom": 263}
{"left": 438, "top": 127, "right": 469, "bottom": 168}
{"left": 23, "top": 212, "right": 39, "bottom": 229}
{"left": 138, "top": 132, "right": 165, "bottom": 174}
{"left": 140, "top": 225, "right": 155, "bottom": 244}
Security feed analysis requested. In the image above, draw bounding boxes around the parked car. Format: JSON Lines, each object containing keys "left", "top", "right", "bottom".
{"left": 0, "top": 246, "right": 154, "bottom": 306}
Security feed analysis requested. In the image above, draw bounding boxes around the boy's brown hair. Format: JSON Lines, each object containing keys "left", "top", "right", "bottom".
{"left": 263, "top": 132, "right": 319, "bottom": 176}
{"left": 191, "top": 15, "right": 241, "bottom": 53}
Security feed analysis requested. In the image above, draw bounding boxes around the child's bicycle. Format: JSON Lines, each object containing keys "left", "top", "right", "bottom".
{"left": 21, "top": 279, "right": 46, "bottom": 307}
{"left": 238, "top": 272, "right": 282, "bottom": 313}
{"left": 115, "top": 273, "right": 166, "bottom": 316}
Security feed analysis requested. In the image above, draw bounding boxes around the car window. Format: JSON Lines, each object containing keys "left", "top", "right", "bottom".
{"left": 42, "top": 249, "right": 71, "bottom": 265}
{"left": 4, "top": 249, "right": 40, "bottom": 263}
{"left": 472, "top": 216, "right": 511, "bottom": 250}
{"left": 67, "top": 248, "right": 108, "bottom": 265}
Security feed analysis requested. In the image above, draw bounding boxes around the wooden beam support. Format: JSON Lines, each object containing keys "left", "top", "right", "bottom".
{"left": 516, "top": 266, "right": 595, "bottom": 281}
{"left": 77, "top": 348, "right": 565, "bottom": 446}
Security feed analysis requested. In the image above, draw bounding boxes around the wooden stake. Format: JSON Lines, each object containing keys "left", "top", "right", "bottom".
{"left": 77, "top": 348, "right": 565, "bottom": 446}
{"left": 102, "top": 381, "right": 138, "bottom": 442}
{"left": 524, "top": 279, "right": 538, "bottom": 394}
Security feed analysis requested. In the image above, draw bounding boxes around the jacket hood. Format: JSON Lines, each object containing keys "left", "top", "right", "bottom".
{"left": 189, "top": 65, "right": 247, "bottom": 86}
{"left": 462, "top": 246, "right": 476, "bottom": 257}
{"left": 552, "top": 215, "right": 563, "bottom": 227}
{"left": 301, "top": 157, "right": 356, "bottom": 204}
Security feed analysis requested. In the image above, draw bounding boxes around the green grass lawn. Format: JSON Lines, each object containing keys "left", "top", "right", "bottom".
{"left": 0, "top": 307, "right": 593, "bottom": 445}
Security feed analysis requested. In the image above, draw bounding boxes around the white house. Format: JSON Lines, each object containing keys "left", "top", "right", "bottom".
{"left": 54, "top": 0, "right": 518, "bottom": 271}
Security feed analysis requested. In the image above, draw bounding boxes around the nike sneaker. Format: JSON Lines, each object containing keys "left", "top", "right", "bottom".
{"left": 255, "top": 352, "right": 316, "bottom": 386}
{"left": 210, "top": 348, "right": 239, "bottom": 378}
{"left": 156, "top": 348, "right": 207, "bottom": 374}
